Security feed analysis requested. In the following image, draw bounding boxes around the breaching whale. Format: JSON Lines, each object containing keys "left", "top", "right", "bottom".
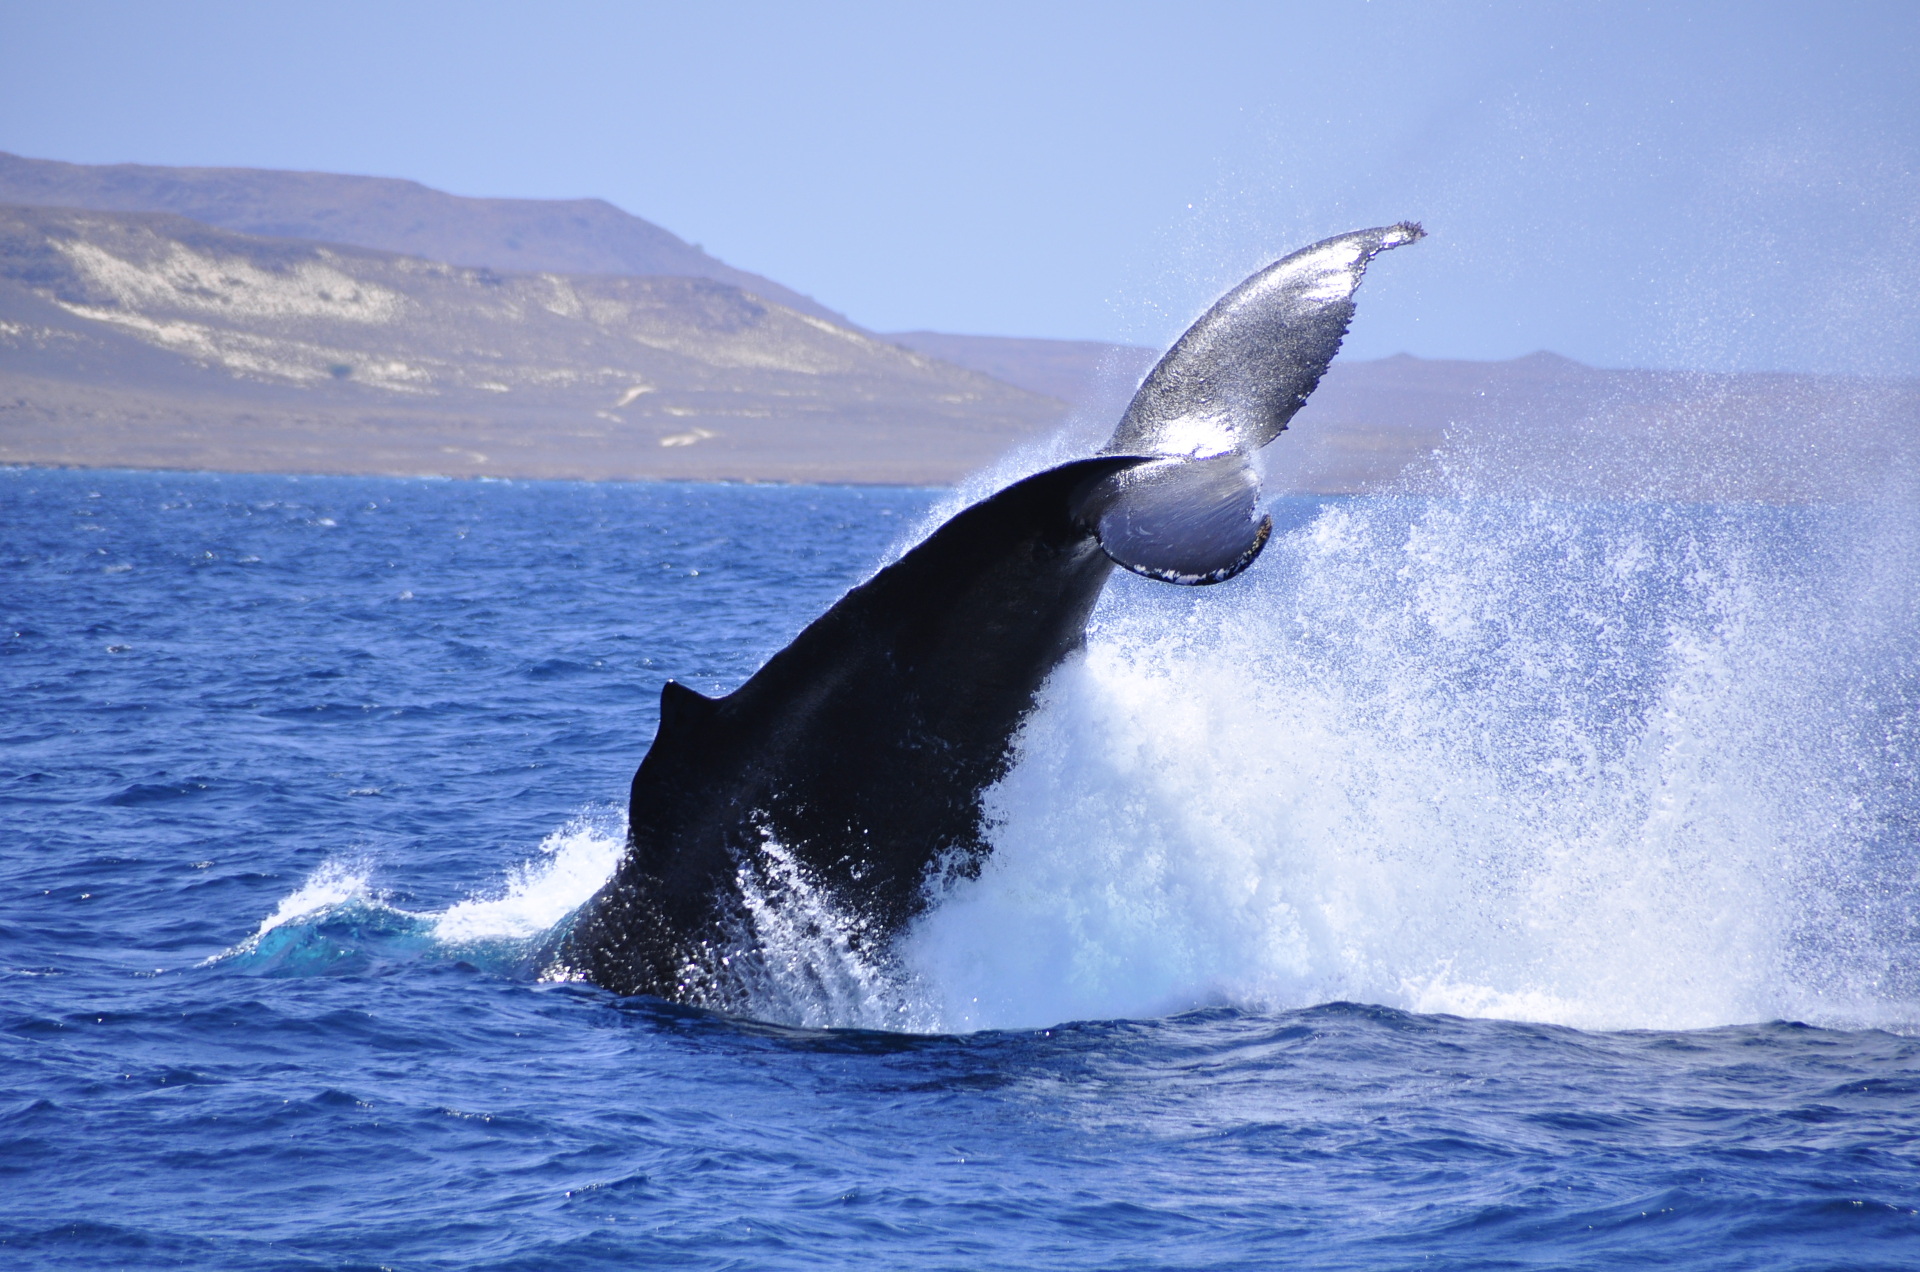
{"left": 546, "top": 223, "right": 1424, "bottom": 1004}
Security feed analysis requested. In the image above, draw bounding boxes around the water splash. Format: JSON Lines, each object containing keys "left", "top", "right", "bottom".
{"left": 709, "top": 832, "right": 930, "bottom": 1031}
{"left": 214, "top": 814, "right": 624, "bottom": 977}
{"left": 903, "top": 495, "right": 1920, "bottom": 1034}
{"left": 435, "top": 814, "right": 626, "bottom": 947}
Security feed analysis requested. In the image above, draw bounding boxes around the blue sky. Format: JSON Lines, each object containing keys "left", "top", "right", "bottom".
{"left": 2, "top": 1, "right": 1916, "bottom": 374}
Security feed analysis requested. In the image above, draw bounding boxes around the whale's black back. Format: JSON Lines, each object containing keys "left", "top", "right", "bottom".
{"left": 556, "top": 458, "right": 1136, "bottom": 999}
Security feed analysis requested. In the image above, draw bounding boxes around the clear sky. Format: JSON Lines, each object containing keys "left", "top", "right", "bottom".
{"left": 2, "top": 1, "right": 1916, "bottom": 374}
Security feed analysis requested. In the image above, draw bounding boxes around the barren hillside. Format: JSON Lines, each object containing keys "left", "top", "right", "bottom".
{"left": 0, "top": 205, "right": 1065, "bottom": 483}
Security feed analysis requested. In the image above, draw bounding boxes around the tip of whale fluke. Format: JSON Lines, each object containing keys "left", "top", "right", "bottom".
{"left": 1104, "top": 221, "right": 1429, "bottom": 462}
{"left": 546, "top": 225, "right": 1423, "bottom": 1005}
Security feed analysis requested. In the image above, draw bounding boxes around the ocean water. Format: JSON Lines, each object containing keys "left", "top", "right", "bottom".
{"left": 3, "top": 464, "right": 1918, "bottom": 1270}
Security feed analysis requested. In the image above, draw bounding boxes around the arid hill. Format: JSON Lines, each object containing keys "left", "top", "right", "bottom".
{"left": 890, "top": 332, "right": 1918, "bottom": 503}
{"left": 885, "top": 330, "right": 1159, "bottom": 417}
{"left": 0, "top": 150, "right": 849, "bottom": 327}
{"left": 1283, "top": 352, "right": 1918, "bottom": 503}
{"left": 0, "top": 204, "right": 1064, "bottom": 484}
{"left": 0, "top": 166, "right": 1911, "bottom": 498}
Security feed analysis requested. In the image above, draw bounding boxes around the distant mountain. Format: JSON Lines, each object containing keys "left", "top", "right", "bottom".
{"left": 1, "top": 157, "right": 1910, "bottom": 495}
{"left": 884, "top": 334, "right": 1918, "bottom": 501}
{"left": 885, "top": 330, "right": 1159, "bottom": 415}
{"left": 0, "top": 204, "right": 1066, "bottom": 483}
{"left": 1282, "top": 351, "right": 1918, "bottom": 502}
{"left": 0, "top": 151, "right": 853, "bottom": 328}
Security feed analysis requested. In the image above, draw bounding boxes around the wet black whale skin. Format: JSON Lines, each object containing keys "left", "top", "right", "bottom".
{"left": 554, "top": 457, "right": 1139, "bottom": 1000}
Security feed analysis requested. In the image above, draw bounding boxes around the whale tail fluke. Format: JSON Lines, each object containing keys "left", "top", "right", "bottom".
{"left": 1083, "top": 455, "right": 1272, "bottom": 585}
{"left": 1084, "top": 221, "right": 1423, "bottom": 585}
{"left": 1104, "top": 221, "right": 1425, "bottom": 462}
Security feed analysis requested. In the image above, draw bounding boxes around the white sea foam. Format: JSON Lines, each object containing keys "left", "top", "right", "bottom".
{"left": 245, "top": 859, "right": 378, "bottom": 942}
{"left": 900, "top": 495, "right": 1920, "bottom": 1034}
{"left": 433, "top": 814, "right": 626, "bottom": 944}
{"left": 205, "top": 858, "right": 383, "bottom": 964}
{"left": 218, "top": 815, "right": 625, "bottom": 969}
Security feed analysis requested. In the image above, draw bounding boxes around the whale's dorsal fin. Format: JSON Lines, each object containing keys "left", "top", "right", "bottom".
{"left": 657, "top": 679, "right": 717, "bottom": 740}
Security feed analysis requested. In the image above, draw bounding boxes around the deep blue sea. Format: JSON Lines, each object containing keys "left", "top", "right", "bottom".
{"left": 4, "top": 465, "right": 1919, "bottom": 1271}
